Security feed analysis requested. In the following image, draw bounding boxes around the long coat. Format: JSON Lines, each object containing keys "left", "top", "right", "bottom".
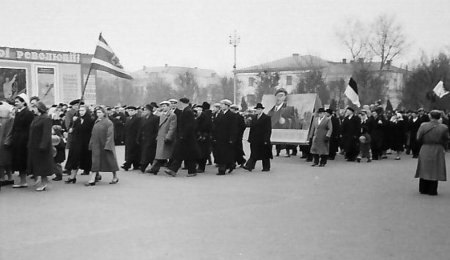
{"left": 0, "top": 117, "right": 13, "bottom": 166}
{"left": 368, "top": 115, "right": 387, "bottom": 151}
{"left": 155, "top": 111, "right": 177, "bottom": 160}
{"left": 309, "top": 116, "right": 333, "bottom": 155}
{"left": 196, "top": 111, "right": 212, "bottom": 159}
{"left": 341, "top": 115, "right": 361, "bottom": 155}
{"left": 172, "top": 106, "right": 199, "bottom": 161}
{"left": 10, "top": 107, "right": 34, "bottom": 172}
{"left": 65, "top": 114, "right": 94, "bottom": 171}
{"left": 328, "top": 115, "right": 340, "bottom": 155}
{"left": 138, "top": 113, "right": 159, "bottom": 165}
{"left": 27, "top": 114, "right": 53, "bottom": 177}
{"left": 214, "top": 110, "right": 238, "bottom": 164}
{"left": 124, "top": 114, "right": 141, "bottom": 163}
{"left": 415, "top": 121, "right": 449, "bottom": 181}
{"left": 89, "top": 117, "right": 119, "bottom": 172}
{"left": 248, "top": 113, "right": 272, "bottom": 160}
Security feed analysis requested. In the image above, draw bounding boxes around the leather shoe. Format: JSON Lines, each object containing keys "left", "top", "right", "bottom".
{"left": 242, "top": 166, "right": 252, "bottom": 172}
{"left": 262, "top": 169, "right": 270, "bottom": 172}
{"left": 164, "top": 169, "right": 176, "bottom": 177}
{"left": 186, "top": 173, "right": 197, "bottom": 177}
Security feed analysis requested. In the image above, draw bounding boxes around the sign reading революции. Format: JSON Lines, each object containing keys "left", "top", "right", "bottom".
{"left": 0, "top": 47, "right": 81, "bottom": 64}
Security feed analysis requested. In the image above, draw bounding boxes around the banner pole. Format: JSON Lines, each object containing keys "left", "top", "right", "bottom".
{"left": 80, "top": 64, "right": 93, "bottom": 102}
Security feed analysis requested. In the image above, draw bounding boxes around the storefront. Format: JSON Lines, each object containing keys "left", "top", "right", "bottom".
{"left": 0, "top": 47, "right": 97, "bottom": 105}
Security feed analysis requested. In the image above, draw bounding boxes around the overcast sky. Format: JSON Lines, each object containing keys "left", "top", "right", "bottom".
{"left": 2, "top": 0, "right": 450, "bottom": 74}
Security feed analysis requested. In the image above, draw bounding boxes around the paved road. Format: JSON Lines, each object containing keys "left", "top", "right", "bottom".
{"left": 1, "top": 146, "right": 449, "bottom": 260}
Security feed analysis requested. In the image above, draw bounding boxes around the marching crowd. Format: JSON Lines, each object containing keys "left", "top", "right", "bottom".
{"left": 0, "top": 93, "right": 448, "bottom": 195}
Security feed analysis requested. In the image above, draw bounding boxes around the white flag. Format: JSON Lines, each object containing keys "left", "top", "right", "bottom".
{"left": 433, "top": 81, "right": 448, "bottom": 98}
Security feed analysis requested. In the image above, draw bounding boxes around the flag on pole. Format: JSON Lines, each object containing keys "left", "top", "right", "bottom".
{"left": 91, "top": 33, "right": 132, "bottom": 80}
{"left": 345, "top": 77, "right": 360, "bottom": 107}
{"left": 432, "top": 80, "right": 448, "bottom": 98}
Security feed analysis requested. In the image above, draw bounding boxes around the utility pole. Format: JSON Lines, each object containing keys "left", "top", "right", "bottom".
{"left": 229, "top": 30, "right": 240, "bottom": 104}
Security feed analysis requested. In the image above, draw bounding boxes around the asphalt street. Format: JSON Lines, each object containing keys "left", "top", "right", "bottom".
{"left": 1, "top": 145, "right": 449, "bottom": 260}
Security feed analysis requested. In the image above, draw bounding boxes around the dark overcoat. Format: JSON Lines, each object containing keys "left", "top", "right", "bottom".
{"left": 138, "top": 113, "right": 159, "bottom": 165}
{"left": 11, "top": 107, "right": 34, "bottom": 172}
{"left": 214, "top": 110, "right": 238, "bottom": 164}
{"left": 0, "top": 117, "right": 13, "bottom": 166}
{"left": 196, "top": 110, "right": 212, "bottom": 159}
{"left": 309, "top": 116, "right": 333, "bottom": 155}
{"left": 27, "top": 114, "right": 53, "bottom": 177}
{"left": 341, "top": 115, "right": 360, "bottom": 154}
{"left": 329, "top": 115, "right": 340, "bottom": 154}
{"left": 124, "top": 114, "right": 141, "bottom": 163}
{"left": 155, "top": 111, "right": 177, "bottom": 160}
{"left": 388, "top": 119, "right": 406, "bottom": 151}
{"left": 248, "top": 113, "right": 272, "bottom": 160}
{"left": 172, "top": 106, "right": 199, "bottom": 161}
{"left": 65, "top": 114, "right": 94, "bottom": 171}
{"left": 235, "top": 113, "right": 247, "bottom": 158}
{"left": 415, "top": 121, "right": 449, "bottom": 181}
{"left": 408, "top": 117, "right": 422, "bottom": 152}
{"left": 89, "top": 117, "right": 119, "bottom": 172}
{"left": 368, "top": 115, "right": 387, "bottom": 151}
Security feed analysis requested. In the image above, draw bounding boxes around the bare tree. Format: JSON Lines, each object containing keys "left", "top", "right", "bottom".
{"left": 369, "top": 14, "right": 407, "bottom": 70}
{"left": 336, "top": 18, "right": 370, "bottom": 61}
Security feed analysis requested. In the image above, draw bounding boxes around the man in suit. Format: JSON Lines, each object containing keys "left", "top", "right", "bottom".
{"left": 267, "top": 88, "right": 296, "bottom": 129}
{"left": 214, "top": 99, "right": 238, "bottom": 175}
{"left": 165, "top": 98, "right": 199, "bottom": 177}
{"left": 326, "top": 108, "right": 340, "bottom": 160}
{"left": 243, "top": 103, "right": 272, "bottom": 172}
{"left": 137, "top": 104, "right": 159, "bottom": 172}
{"left": 121, "top": 106, "right": 141, "bottom": 171}
{"left": 409, "top": 110, "right": 422, "bottom": 158}
{"left": 341, "top": 107, "right": 361, "bottom": 161}
{"left": 147, "top": 101, "right": 177, "bottom": 174}
{"left": 309, "top": 108, "right": 333, "bottom": 167}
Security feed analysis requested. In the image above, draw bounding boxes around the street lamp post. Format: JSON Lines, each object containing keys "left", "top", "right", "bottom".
{"left": 229, "top": 31, "right": 240, "bottom": 104}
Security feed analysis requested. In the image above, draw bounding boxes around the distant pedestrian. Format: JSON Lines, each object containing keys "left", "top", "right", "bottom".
{"left": 309, "top": 108, "right": 333, "bottom": 167}
{"left": 415, "top": 110, "right": 449, "bottom": 196}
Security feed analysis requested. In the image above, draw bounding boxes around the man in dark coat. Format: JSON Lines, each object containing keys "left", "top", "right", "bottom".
{"left": 10, "top": 94, "right": 34, "bottom": 186}
{"left": 230, "top": 104, "right": 246, "bottom": 168}
{"left": 368, "top": 107, "right": 387, "bottom": 160}
{"left": 137, "top": 104, "right": 159, "bottom": 172}
{"left": 214, "top": 99, "right": 238, "bottom": 175}
{"left": 408, "top": 110, "right": 422, "bottom": 158}
{"left": 210, "top": 103, "right": 222, "bottom": 164}
{"left": 326, "top": 109, "right": 340, "bottom": 160}
{"left": 341, "top": 107, "right": 361, "bottom": 161}
{"left": 194, "top": 104, "right": 212, "bottom": 173}
{"left": 122, "top": 106, "right": 141, "bottom": 171}
{"left": 243, "top": 103, "right": 272, "bottom": 172}
{"left": 165, "top": 98, "right": 199, "bottom": 177}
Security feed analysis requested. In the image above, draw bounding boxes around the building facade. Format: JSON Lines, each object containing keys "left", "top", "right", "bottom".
{"left": 0, "top": 46, "right": 96, "bottom": 105}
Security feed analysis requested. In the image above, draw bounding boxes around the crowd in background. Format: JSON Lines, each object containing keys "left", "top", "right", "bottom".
{"left": 0, "top": 93, "right": 448, "bottom": 195}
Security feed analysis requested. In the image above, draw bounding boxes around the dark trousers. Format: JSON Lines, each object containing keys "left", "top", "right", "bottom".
{"left": 197, "top": 159, "right": 207, "bottom": 171}
{"left": 245, "top": 157, "right": 270, "bottom": 171}
{"left": 168, "top": 159, "right": 196, "bottom": 174}
{"left": 419, "top": 178, "right": 438, "bottom": 195}
{"left": 313, "top": 154, "right": 328, "bottom": 165}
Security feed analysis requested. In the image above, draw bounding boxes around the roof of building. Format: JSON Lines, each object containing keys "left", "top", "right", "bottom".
{"left": 236, "top": 54, "right": 407, "bottom": 74}
{"left": 131, "top": 65, "right": 218, "bottom": 78}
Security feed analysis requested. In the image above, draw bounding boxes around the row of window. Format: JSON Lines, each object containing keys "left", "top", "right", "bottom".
{"left": 248, "top": 76, "right": 292, "bottom": 86}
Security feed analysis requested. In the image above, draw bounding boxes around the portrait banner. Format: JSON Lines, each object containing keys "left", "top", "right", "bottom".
{"left": 0, "top": 67, "right": 27, "bottom": 101}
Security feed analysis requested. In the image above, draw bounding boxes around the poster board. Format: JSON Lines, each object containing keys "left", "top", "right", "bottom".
{"left": 262, "top": 93, "right": 321, "bottom": 145}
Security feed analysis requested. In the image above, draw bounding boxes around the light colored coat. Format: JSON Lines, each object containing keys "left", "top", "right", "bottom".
{"left": 154, "top": 111, "right": 177, "bottom": 160}
{"left": 415, "top": 121, "right": 449, "bottom": 181}
{"left": 309, "top": 115, "right": 333, "bottom": 155}
{"left": 89, "top": 117, "right": 119, "bottom": 172}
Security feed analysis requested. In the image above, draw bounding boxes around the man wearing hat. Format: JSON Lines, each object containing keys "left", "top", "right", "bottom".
{"left": 147, "top": 101, "right": 178, "bottom": 174}
{"left": 214, "top": 99, "right": 238, "bottom": 175}
{"left": 368, "top": 107, "right": 387, "bottom": 160}
{"left": 341, "top": 107, "right": 361, "bottom": 162}
{"left": 137, "top": 104, "right": 159, "bottom": 172}
{"left": 122, "top": 106, "right": 141, "bottom": 171}
{"left": 65, "top": 99, "right": 83, "bottom": 151}
{"left": 308, "top": 108, "right": 333, "bottom": 167}
{"left": 408, "top": 110, "right": 422, "bottom": 158}
{"left": 230, "top": 104, "right": 247, "bottom": 168}
{"left": 325, "top": 108, "right": 340, "bottom": 160}
{"left": 165, "top": 98, "right": 199, "bottom": 177}
{"left": 210, "top": 102, "right": 222, "bottom": 165}
{"left": 11, "top": 94, "right": 35, "bottom": 187}
{"left": 243, "top": 103, "right": 272, "bottom": 172}
{"left": 193, "top": 103, "right": 212, "bottom": 173}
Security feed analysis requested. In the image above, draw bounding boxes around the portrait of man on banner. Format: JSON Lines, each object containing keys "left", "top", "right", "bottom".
{"left": 267, "top": 88, "right": 299, "bottom": 129}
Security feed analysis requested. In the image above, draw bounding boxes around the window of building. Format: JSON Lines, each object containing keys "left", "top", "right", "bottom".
{"left": 286, "top": 75, "right": 292, "bottom": 85}
{"left": 248, "top": 77, "right": 255, "bottom": 86}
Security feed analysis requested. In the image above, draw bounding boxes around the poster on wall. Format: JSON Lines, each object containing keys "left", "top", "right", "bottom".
{"left": 60, "top": 64, "right": 81, "bottom": 104}
{"left": 0, "top": 67, "right": 26, "bottom": 101}
{"left": 37, "top": 67, "right": 55, "bottom": 105}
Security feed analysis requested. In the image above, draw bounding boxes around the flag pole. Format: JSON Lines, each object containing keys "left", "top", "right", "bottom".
{"left": 80, "top": 64, "right": 93, "bottom": 102}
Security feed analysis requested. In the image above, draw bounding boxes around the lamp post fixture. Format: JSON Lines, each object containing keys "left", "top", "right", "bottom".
{"left": 229, "top": 30, "right": 240, "bottom": 104}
